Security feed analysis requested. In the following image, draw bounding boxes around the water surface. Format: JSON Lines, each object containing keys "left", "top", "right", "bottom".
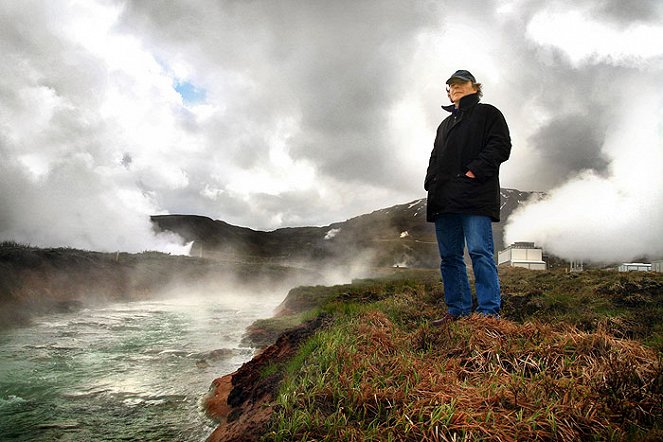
{"left": 0, "top": 292, "right": 283, "bottom": 441}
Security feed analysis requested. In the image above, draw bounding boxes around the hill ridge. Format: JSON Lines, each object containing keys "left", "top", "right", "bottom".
{"left": 152, "top": 188, "right": 544, "bottom": 268}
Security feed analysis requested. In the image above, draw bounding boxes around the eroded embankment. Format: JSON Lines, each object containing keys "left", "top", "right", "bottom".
{"left": 204, "top": 314, "right": 330, "bottom": 442}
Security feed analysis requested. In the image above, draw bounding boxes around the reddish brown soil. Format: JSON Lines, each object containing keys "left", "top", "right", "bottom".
{"left": 204, "top": 315, "right": 328, "bottom": 442}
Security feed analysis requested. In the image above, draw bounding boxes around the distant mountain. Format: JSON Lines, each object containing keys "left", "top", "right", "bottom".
{"left": 151, "top": 188, "right": 543, "bottom": 269}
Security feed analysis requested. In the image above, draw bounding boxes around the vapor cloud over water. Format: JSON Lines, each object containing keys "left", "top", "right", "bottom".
{"left": 0, "top": 1, "right": 661, "bottom": 259}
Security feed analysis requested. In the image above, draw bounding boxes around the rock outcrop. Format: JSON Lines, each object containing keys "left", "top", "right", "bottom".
{"left": 204, "top": 315, "right": 329, "bottom": 442}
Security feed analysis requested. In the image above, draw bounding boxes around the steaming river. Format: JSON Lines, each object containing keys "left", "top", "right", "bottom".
{"left": 0, "top": 292, "right": 284, "bottom": 441}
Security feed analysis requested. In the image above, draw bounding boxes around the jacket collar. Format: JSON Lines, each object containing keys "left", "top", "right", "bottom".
{"left": 442, "top": 93, "right": 480, "bottom": 113}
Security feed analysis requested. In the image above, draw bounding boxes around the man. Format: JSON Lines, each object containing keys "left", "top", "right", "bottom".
{"left": 424, "top": 70, "right": 511, "bottom": 323}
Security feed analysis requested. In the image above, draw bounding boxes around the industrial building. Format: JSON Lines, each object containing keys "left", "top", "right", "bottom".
{"left": 618, "top": 263, "right": 652, "bottom": 272}
{"left": 498, "top": 242, "right": 547, "bottom": 270}
{"left": 651, "top": 260, "right": 663, "bottom": 273}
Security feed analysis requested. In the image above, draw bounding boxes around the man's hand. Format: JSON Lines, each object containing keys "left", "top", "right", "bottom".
{"left": 465, "top": 170, "right": 476, "bottom": 179}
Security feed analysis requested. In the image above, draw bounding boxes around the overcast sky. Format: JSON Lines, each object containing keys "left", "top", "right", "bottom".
{"left": 1, "top": 0, "right": 662, "bottom": 261}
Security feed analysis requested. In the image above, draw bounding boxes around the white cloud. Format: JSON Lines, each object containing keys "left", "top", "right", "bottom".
{"left": 0, "top": 1, "right": 195, "bottom": 252}
{"left": 527, "top": 8, "right": 663, "bottom": 67}
{"left": 0, "top": 0, "right": 662, "bottom": 263}
{"left": 505, "top": 90, "right": 663, "bottom": 262}
{"left": 225, "top": 117, "right": 317, "bottom": 197}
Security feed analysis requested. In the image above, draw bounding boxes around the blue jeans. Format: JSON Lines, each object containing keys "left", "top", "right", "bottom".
{"left": 434, "top": 214, "right": 501, "bottom": 316}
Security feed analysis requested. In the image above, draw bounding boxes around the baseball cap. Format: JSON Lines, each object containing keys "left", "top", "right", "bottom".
{"left": 446, "top": 70, "right": 476, "bottom": 84}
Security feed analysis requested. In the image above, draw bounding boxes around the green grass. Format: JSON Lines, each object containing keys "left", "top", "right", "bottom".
{"left": 254, "top": 268, "right": 663, "bottom": 441}
{"left": 255, "top": 267, "right": 663, "bottom": 351}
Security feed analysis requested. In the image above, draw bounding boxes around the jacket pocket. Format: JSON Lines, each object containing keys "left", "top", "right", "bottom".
{"left": 447, "top": 174, "right": 482, "bottom": 209}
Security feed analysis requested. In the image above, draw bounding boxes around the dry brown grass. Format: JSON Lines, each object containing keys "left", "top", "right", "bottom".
{"left": 269, "top": 311, "right": 662, "bottom": 441}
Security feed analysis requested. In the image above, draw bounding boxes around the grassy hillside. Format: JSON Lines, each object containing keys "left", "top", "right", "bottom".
{"left": 248, "top": 267, "right": 663, "bottom": 351}
{"left": 217, "top": 268, "right": 663, "bottom": 441}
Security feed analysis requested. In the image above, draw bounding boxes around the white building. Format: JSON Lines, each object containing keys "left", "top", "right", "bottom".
{"left": 618, "top": 263, "right": 652, "bottom": 272}
{"left": 570, "top": 260, "right": 584, "bottom": 272}
{"left": 652, "top": 260, "right": 663, "bottom": 273}
{"left": 498, "top": 242, "right": 547, "bottom": 271}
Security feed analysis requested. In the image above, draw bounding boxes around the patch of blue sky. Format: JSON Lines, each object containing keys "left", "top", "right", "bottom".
{"left": 174, "top": 80, "right": 207, "bottom": 104}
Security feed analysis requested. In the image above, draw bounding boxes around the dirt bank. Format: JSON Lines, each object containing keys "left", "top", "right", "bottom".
{"left": 204, "top": 315, "right": 329, "bottom": 442}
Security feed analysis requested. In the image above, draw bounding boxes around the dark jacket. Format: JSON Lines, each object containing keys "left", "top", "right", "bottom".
{"left": 425, "top": 93, "right": 511, "bottom": 222}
